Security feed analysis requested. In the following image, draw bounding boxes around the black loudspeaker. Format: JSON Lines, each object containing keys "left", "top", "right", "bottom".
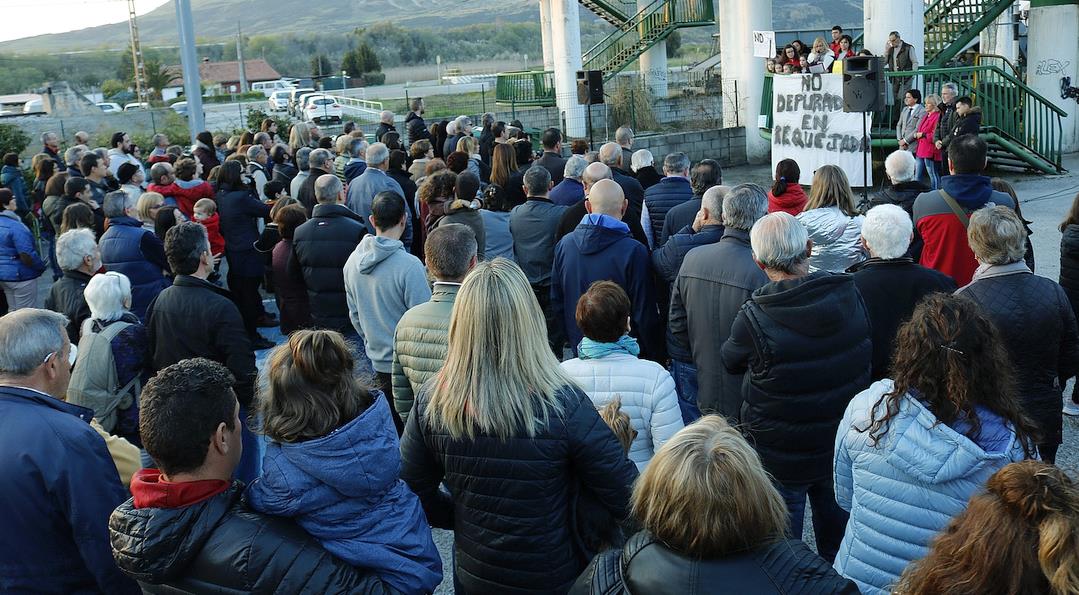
{"left": 576, "top": 70, "right": 604, "bottom": 105}
{"left": 843, "top": 56, "right": 886, "bottom": 113}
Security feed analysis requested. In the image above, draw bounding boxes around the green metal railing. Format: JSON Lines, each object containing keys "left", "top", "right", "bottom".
{"left": 494, "top": 70, "right": 556, "bottom": 107}
{"left": 759, "top": 67, "right": 1065, "bottom": 173}
{"left": 582, "top": 0, "right": 713, "bottom": 78}
{"left": 924, "top": 0, "right": 1015, "bottom": 66}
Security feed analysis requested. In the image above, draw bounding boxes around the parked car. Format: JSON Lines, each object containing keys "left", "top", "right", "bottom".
{"left": 97, "top": 102, "right": 122, "bottom": 113}
{"left": 124, "top": 102, "right": 150, "bottom": 111}
{"left": 170, "top": 101, "right": 205, "bottom": 121}
{"left": 288, "top": 88, "right": 316, "bottom": 117}
{"left": 268, "top": 90, "right": 290, "bottom": 112}
{"left": 302, "top": 95, "right": 342, "bottom": 124}
{"left": 252, "top": 79, "right": 295, "bottom": 97}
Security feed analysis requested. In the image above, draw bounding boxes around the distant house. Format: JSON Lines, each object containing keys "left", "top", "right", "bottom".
{"left": 163, "top": 58, "right": 282, "bottom": 99}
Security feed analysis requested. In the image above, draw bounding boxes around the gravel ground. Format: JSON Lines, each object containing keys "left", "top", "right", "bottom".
{"left": 242, "top": 153, "right": 1079, "bottom": 591}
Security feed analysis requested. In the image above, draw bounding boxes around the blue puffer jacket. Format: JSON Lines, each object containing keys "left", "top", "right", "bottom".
{"left": 0, "top": 164, "right": 29, "bottom": 214}
{"left": 833, "top": 380, "right": 1029, "bottom": 594}
{"left": 0, "top": 210, "right": 44, "bottom": 281}
{"left": 99, "top": 216, "right": 170, "bottom": 320}
{"left": 245, "top": 393, "right": 442, "bottom": 595}
{"left": 643, "top": 176, "right": 693, "bottom": 247}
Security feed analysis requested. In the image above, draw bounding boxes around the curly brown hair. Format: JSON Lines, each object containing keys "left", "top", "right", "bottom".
{"left": 419, "top": 170, "right": 457, "bottom": 205}
{"left": 895, "top": 461, "right": 1079, "bottom": 594}
{"left": 860, "top": 293, "right": 1037, "bottom": 455}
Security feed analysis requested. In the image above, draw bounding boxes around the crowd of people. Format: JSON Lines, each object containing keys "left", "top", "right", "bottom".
{"left": 1, "top": 107, "right": 1078, "bottom": 595}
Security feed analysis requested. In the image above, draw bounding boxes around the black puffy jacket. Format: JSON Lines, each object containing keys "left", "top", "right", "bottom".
{"left": 400, "top": 384, "right": 638, "bottom": 594}
{"left": 405, "top": 112, "right": 430, "bottom": 147}
{"left": 109, "top": 483, "right": 398, "bottom": 594}
{"left": 961, "top": 266, "right": 1079, "bottom": 448}
{"left": 721, "top": 272, "right": 871, "bottom": 484}
{"left": 289, "top": 203, "right": 367, "bottom": 334}
{"left": 1059, "top": 224, "right": 1079, "bottom": 314}
{"left": 571, "top": 532, "right": 858, "bottom": 595}
{"left": 643, "top": 176, "right": 693, "bottom": 247}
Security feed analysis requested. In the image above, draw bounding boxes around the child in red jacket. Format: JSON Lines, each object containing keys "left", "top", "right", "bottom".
{"left": 193, "top": 198, "right": 225, "bottom": 257}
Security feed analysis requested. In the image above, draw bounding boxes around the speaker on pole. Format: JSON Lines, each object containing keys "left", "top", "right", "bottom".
{"left": 576, "top": 70, "right": 605, "bottom": 105}
{"left": 842, "top": 56, "right": 885, "bottom": 113}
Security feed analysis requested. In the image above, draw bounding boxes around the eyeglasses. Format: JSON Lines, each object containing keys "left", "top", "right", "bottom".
{"left": 43, "top": 344, "right": 77, "bottom": 368}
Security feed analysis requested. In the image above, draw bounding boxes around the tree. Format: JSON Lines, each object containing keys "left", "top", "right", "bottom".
{"left": 666, "top": 31, "right": 682, "bottom": 59}
{"left": 341, "top": 41, "right": 381, "bottom": 77}
{"left": 143, "top": 58, "right": 176, "bottom": 100}
{"left": 310, "top": 54, "right": 333, "bottom": 78}
{"left": 101, "top": 79, "right": 128, "bottom": 100}
{"left": 0, "top": 124, "right": 31, "bottom": 157}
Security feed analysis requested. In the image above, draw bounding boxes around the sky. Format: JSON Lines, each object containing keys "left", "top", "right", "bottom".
{"left": 1, "top": 0, "right": 171, "bottom": 43}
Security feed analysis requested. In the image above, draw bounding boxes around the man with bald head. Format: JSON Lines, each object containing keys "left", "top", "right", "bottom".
{"left": 598, "top": 141, "right": 645, "bottom": 217}
{"left": 552, "top": 178, "right": 661, "bottom": 359}
{"left": 555, "top": 161, "right": 649, "bottom": 246}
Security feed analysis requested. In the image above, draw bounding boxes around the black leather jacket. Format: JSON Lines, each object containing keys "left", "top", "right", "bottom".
{"left": 109, "top": 483, "right": 399, "bottom": 594}
{"left": 571, "top": 532, "right": 858, "bottom": 595}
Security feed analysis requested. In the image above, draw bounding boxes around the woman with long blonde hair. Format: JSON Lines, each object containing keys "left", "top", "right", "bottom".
{"left": 400, "top": 258, "right": 637, "bottom": 594}
{"left": 896, "top": 460, "right": 1079, "bottom": 594}
{"left": 796, "top": 164, "right": 865, "bottom": 272}
{"left": 288, "top": 122, "right": 314, "bottom": 153}
{"left": 572, "top": 416, "right": 857, "bottom": 594}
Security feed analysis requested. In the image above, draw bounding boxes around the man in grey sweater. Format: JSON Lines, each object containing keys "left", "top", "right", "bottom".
{"left": 343, "top": 190, "right": 431, "bottom": 433}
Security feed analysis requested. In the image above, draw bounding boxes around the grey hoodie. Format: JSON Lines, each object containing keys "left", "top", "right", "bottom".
{"left": 343, "top": 235, "right": 431, "bottom": 373}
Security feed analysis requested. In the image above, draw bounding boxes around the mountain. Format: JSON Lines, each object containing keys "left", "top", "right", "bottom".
{"left": 1, "top": 0, "right": 863, "bottom": 54}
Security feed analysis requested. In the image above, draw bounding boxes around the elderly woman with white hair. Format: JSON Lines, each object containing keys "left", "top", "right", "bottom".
{"left": 959, "top": 206, "right": 1079, "bottom": 464}
{"left": 849, "top": 204, "right": 956, "bottom": 380}
{"left": 631, "top": 149, "right": 662, "bottom": 189}
{"left": 44, "top": 228, "right": 100, "bottom": 343}
{"left": 66, "top": 271, "right": 149, "bottom": 447}
{"left": 870, "top": 150, "right": 931, "bottom": 259}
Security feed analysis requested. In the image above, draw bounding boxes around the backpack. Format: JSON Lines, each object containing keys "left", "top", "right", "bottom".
{"left": 67, "top": 318, "right": 140, "bottom": 432}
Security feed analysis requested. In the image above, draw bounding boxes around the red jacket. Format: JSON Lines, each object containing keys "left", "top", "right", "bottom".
{"left": 768, "top": 184, "right": 808, "bottom": 216}
{"left": 147, "top": 181, "right": 215, "bottom": 218}
{"left": 197, "top": 212, "right": 226, "bottom": 256}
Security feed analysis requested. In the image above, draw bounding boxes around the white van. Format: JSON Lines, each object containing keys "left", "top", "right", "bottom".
{"left": 252, "top": 80, "right": 294, "bottom": 97}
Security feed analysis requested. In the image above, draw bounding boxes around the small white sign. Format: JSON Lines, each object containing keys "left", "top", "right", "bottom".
{"left": 753, "top": 31, "right": 776, "bottom": 59}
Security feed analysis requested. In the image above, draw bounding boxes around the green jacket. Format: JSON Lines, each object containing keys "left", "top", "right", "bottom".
{"left": 392, "top": 283, "right": 459, "bottom": 422}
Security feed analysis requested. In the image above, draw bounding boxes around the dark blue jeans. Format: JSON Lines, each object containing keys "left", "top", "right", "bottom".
{"left": 670, "top": 359, "right": 702, "bottom": 424}
{"left": 776, "top": 476, "right": 848, "bottom": 563}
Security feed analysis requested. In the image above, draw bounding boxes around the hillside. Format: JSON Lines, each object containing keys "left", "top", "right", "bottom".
{"left": 2, "top": 0, "right": 862, "bottom": 54}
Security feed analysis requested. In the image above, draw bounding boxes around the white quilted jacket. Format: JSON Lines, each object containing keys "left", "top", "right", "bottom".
{"left": 560, "top": 353, "right": 684, "bottom": 471}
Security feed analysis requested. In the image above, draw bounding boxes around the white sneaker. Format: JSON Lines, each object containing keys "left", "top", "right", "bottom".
{"left": 1064, "top": 401, "right": 1079, "bottom": 417}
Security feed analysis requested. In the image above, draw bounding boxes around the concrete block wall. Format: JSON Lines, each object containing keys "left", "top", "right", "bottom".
{"left": 632, "top": 127, "right": 747, "bottom": 167}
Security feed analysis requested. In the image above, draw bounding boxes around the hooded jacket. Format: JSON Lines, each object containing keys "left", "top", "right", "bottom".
{"left": 343, "top": 235, "right": 431, "bottom": 374}
{"left": 153, "top": 179, "right": 215, "bottom": 219}
{"left": 109, "top": 475, "right": 398, "bottom": 594}
{"left": 833, "top": 380, "right": 1029, "bottom": 594}
{"left": 950, "top": 105, "right": 982, "bottom": 140}
{"left": 552, "top": 214, "right": 661, "bottom": 359}
{"left": 912, "top": 174, "right": 1014, "bottom": 286}
{"left": 572, "top": 532, "right": 857, "bottom": 595}
{"left": 796, "top": 206, "right": 865, "bottom": 273}
{"left": 722, "top": 272, "right": 871, "bottom": 484}
{"left": 197, "top": 212, "right": 226, "bottom": 256}
{"left": 0, "top": 209, "right": 45, "bottom": 281}
{"left": 1, "top": 164, "right": 29, "bottom": 214}
{"left": 430, "top": 199, "right": 486, "bottom": 261}
{"left": 246, "top": 395, "right": 442, "bottom": 594}
{"left": 767, "top": 184, "right": 808, "bottom": 216}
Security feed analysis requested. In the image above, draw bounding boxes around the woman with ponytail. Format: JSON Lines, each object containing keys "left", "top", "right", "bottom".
{"left": 896, "top": 460, "right": 1079, "bottom": 595}
{"left": 832, "top": 293, "right": 1036, "bottom": 595}
{"left": 766, "top": 159, "right": 807, "bottom": 215}
{"left": 246, "top": 329, "right": 443, "bottom": 594}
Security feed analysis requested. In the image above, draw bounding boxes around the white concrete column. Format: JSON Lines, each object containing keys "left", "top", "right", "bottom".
{"left": 1027, "top": 0, "right": 1079, "bottom": 153}
{"left": 720, "top": 0, "right": 772, "bottom": 162}
{"left": 638, "top": 0, "right": 668, "bottom": 97}
{"left": 551, "top": 0, "right": 587, "bottom": 137}
{"left": 979, "top": 3, "right": 1018, "bottom": 63}
{"left": 539, "top": 0, "right": 556, "bottom": 72}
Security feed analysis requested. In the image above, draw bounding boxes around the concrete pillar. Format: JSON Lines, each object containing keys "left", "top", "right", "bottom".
{"left": 638, "top": 0, "right": 668, "bottom": 97}
{"left": 863, "top": 0, "right": 924, "bottom": 66}
{"left": 979, "top": 3, "right": 1018, "bottom": 63}
{"left": 551, "top": 0, "right": 587, "bottom": 137}
{"left": 720, "top": 0, "right": 772, "bottom": 162}
{"left": 1027, "top": 0, "right": 1079, "bottom": 153}
{"left": 539, "top": 0, "right": 556, "bottom": 72}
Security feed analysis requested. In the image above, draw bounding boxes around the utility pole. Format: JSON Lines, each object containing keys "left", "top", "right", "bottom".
{"left": 127, "top": 0, "right": 149, "bottom": 105}
{"left": 175, "top": 0, "right": 205, "bottom": 141}
{"left": 236, "top": 22, "right": 249, "bottom": 93}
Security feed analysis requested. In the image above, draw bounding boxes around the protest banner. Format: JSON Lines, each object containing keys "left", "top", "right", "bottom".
{"left": 771, "top": 73, "right": 873, "bottom": 187}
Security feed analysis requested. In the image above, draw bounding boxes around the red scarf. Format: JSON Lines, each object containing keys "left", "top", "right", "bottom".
{"left": 130, "top": 468, "right": 231, "bottom": 509}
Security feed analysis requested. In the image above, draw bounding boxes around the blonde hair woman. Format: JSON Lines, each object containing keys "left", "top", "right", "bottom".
{"left": 572, "top": 416, "right": 857, "bottom": 594}
{"left": 457, "top": 135, "right": 488, "bottom": 183}
{"left": 806, "top": 36, "right": 835, "bottom": 72}
{"left": 796, "top": 164, "right": 866, "bottom": 272}
{"left": 136, "top": 191, "right": 164, "bottom": 232}
{"left": 400, "top": 258, "right": 638, "bottom": 594}
{"left": 288, "top": 122, "right": 314, "bottom": 153}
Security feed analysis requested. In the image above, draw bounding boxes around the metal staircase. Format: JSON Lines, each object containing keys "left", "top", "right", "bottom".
{"left": 923, "top": 0, "right": 1017, "bottom": 66}
{"left": 758, "top": 67, "right": 1065, "bottom": 174}
{"left": 495, "top": 0, "right": 713, "bottom": 106}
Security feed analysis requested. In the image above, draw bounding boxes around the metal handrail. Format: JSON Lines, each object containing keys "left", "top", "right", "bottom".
{"left": 494, "top": 70, "right": 556, "bottom": 106}
{"left": 582, "top": 0, "right": 712, "bottom": 77}
{"left": 924, "top": 0, "right": 1015, "bottom": 66}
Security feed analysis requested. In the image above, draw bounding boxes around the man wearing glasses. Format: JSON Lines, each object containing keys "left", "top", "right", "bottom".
{"left": 0, "top": 308, "right": 138, "bottom": 594}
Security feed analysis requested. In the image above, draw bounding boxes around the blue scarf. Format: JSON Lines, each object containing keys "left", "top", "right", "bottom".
{"left": 578, "top": 335, "right": 640, "bottom": 360}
